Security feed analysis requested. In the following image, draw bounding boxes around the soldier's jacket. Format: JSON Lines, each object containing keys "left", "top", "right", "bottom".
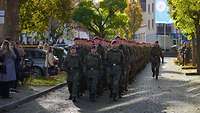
{"left": 106, "top": 48, "right": 124, "bottom": 67}
{"left": 119, "top": 45, "right": 130, "bottom": 63}
{"left": 150, "top": 46, "right": 162, "bottom": 63}
{"left": 64, "top": 53, "right": 81, "bottom": 78}
{"left": 84, "top": 52, "right": 102, "bottom": 73}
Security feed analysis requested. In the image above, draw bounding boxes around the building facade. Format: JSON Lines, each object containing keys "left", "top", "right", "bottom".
{"left": 135, "top": 0, "right": 157, "bottom": 43}
{"left": 0, "top": 0, "right": 19, "bottom": 42}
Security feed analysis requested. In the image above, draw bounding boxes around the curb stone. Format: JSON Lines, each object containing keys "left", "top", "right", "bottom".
{"left": 0, "top": 82, "right": 67, "bottom": 112}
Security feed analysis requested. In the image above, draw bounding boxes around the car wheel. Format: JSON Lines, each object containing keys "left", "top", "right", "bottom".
{"left": 32, "top": 66, "right": 43, "bottom": 77}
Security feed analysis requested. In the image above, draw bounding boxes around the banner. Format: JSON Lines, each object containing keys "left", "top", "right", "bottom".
{"left": 155, "top": 0, "right": 173, "bottom": 24}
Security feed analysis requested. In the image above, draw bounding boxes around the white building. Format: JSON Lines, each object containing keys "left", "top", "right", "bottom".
{"left": 135, "top": 0, "right": 157, "bottom": 43}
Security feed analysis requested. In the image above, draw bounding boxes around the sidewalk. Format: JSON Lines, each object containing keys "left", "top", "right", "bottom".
{"left": 0, "top": 83, "right": 67, "bottom": 112}
{"left": 0, "top": 86, "right": 51, "bottom": 107}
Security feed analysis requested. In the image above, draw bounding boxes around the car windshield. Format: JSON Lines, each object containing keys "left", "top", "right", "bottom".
{"left": 25, "top": 49, "right": 46, "bottom": 59}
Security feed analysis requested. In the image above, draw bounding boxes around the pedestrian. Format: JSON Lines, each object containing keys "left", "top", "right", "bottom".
{"left": 180, "top": 43, "right": 187, "bottom": 66}
{"left": 10, "top": 41, "right": 21, "bottom": 92}
{"left": 64, "top": 46, "right": 81, "bottom": 102}
{"left": 84, "top": 45, "right": 102, "bottom": 102}
{"left": 0, "top": 40, "right": 16, "bottom": 98}
{"left": 150, "top": 41, "right": 162, "bottom": 80}
{"left": 44, "top": 46, "right": 58, "bottom": 77}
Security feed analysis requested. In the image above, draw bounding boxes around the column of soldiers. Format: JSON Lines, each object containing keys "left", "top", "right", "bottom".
{"left": 64, "top": 37, "right": 152, "bottom": 102}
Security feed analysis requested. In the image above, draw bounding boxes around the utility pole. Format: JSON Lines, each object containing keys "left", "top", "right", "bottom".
{"left": 0, "top": 0, "right": 19, "bottom": 42}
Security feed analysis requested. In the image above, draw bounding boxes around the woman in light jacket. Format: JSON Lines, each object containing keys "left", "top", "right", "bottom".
{"left": 0, "top": 40, "right": 16, "bottom": 98}
{"left": 45, "top": 46, "right": 58, "bottom": 76}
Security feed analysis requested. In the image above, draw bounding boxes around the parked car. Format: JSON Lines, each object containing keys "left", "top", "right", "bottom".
{"left": 24, "top": 48, "right": 46, "bottom": 76}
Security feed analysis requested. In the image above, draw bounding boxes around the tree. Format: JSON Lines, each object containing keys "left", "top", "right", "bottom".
{"left": 19, "top": 0, "right": 74, "bottom": 40}
{"left": 168, "top": 0, "right": 200, "bottom": 73}
{"left": 72, "top": 0, "right": 128, "bottom": 39}
{"left": 125, "top": 0, "right": 142, "bottom": 39}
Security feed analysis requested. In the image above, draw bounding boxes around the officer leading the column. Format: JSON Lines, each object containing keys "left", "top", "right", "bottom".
{"left": 150, "top": 41, "right": 162, "bottom": 80}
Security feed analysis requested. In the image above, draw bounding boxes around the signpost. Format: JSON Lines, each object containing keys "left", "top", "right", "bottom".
{"left": 155, "top": 0, "right": 173, "bottom": 50}
{"left": 0, "top": 10, "right": 5, "bottom": 24}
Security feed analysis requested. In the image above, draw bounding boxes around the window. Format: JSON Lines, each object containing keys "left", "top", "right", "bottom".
{"left": 148, "top": 20, "right": 150, "bottom": 30}
{"left": 152, "top": 3, "right": 154, "bottom": 13}
{"left": 148, "top": 4, "right": 150, "bottom": 13}
{"left": 152, "top": 19, "right": 154, "bottom": 29}
{"left": 141, "top": 0, "right": 146, "bottom": 12}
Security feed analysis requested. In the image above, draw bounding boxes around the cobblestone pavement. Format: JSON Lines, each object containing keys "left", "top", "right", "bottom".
{"left": 4, "top": 57, "right": 200, "bottom": 113}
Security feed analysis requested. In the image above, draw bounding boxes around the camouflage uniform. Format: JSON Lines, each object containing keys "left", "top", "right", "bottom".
{"left": 84, "top": 51, "right": 102, "bottom": 102}
{"left": 118, "top": 44, "right": 130, "bottom": 92}
{"left": 77, "top": 46, "right": 89, "bottom": 96}
{"left": 96, "top": 44, "right": 106, "bottom": 96}
{"left": 64, "top": 49, "right": 81, "bottom": 102}
{"left": 106, "top": 47, "right": 124, "bottom": 101}
{"left": 150, "top": 45, "right": 162, "bottom": 79}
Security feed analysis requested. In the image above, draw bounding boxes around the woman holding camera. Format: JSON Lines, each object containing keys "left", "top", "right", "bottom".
{"left": 0, "top": 40, "right": 16, "bottom": 98}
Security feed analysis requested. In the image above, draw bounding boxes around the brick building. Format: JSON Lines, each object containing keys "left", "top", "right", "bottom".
{"left": 0, "top": 0, "right": 19, "bottom": 42}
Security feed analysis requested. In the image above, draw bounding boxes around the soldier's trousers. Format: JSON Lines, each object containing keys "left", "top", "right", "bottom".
{"left": 107, "top": 66, "right": 121, "bottom": 98}
{"left": 87, "top": 70, "right": 98, "bottom": 101}
{"left": 97, "top": 74, "right": 104, "bottom": 96}
{"left": 67, "top": 71, "right": 80, "bottom": 99}
{"left": 151, "top": 62, "right": 160, "bottom": 78}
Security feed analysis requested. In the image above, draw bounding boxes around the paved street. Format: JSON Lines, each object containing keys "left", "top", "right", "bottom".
{"left": 4, "top": 57, "right": 200, "bottom": 113}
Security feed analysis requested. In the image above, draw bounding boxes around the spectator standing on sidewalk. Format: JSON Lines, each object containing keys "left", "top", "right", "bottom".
{"left": 13, "top": 42, "right": 25, "bottom": 87}
{"left": 10, "top": 41, "right": 20, "bottom": 92}
{"left": 180, "top": 43, "right": 187, "bottom": 66}
{"left": 0, "top": 40, "right": 16, "bottom": 98}
{"left": 45, "top": 46, "right": 58, "bottom": 77}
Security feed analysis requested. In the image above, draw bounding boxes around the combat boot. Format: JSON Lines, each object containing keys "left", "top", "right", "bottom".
{"left": 72, "top": 97, "right": 77, "bottom": 102}
{"left": 152, "top": 72, "right": 155, "bottom": 78}
{"left": 113, "top": 94, "right": 117, "bottom": 101}
{"left": 68, "top": 95, "right": 72, "bottom": 100}
{"left": 156, "top": 75, "right": 158, "bottom": 80}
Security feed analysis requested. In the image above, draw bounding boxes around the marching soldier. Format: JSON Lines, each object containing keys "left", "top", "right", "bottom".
{"left": 118, "top": 43, "right": 130, "bottom": 93}
{"left": 106, "top": 41, "right": 124, "bottom": 101}
{"left": 75, "top": 38, "right": 90, "bottom": 97}
{"left": 64, "top": 46, "right": 81, "bottom": 102}
{"left": 150, "top": 41, "right": 162, "bottom": 79}
{"left": 84, "top": 45, "right": 102, "bottom": 102}
{"left": 96, "top": 43, "right": 106, "bottom": 96}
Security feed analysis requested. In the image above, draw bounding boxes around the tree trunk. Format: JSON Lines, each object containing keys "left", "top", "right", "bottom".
{"left": 4, "top": 0, "right": 19, "bottom": 41}
{"left": 192, "top": 33, "right": 197, "bottom": 66}
{"left": 195, "top": 23, "right": 200, "bottom": 73}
